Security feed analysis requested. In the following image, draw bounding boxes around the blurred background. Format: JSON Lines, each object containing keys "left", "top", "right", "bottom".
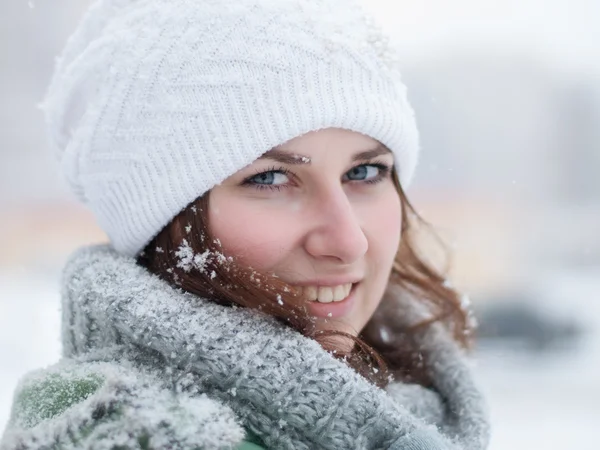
{"left": 1, "top": 1, "right": 599, "bottom": 448}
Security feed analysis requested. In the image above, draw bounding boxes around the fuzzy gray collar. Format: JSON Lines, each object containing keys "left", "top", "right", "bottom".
{"left": 61, "top": 245, "right": 490, "bottom": 449}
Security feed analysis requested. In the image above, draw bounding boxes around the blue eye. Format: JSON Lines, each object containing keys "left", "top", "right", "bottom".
{"left": 242, "top": 166, "right": 292, "bottom": 191}
{"left": 249, "top": 171, "right": 289, "bottom": 186}
{"left": 345, "top": 165, "right": 382, "bottom": 181}
{"left": 346, "top": 164, "right": 390, "bottom": 183}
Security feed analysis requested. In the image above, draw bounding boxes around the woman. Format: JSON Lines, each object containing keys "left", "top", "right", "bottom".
{"left": 1, "top": 0, "right": 490, "bottom": 449}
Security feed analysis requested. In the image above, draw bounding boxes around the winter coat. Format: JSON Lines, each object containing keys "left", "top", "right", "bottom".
{"left": 1, "top": 245, "right": 490, "bottom": 449}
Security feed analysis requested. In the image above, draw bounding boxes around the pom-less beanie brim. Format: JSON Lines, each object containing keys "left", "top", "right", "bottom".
{"left": 43, "top": 0, "right": 420, "bottom": 256}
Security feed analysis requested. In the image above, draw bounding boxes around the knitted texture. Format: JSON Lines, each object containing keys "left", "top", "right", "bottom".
{"left": 42, "top": 0, "right": 420, "bottom": 256}
{"left": 1, "top": 359, "right": 246, "bottom": 449}
{"left": 13, "top": 244, "right": 489, "bottom": 450}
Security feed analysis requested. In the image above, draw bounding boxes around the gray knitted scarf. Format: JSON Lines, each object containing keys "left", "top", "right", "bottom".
{"left": 61, "top": 245, "right": 490, "bottom": 450}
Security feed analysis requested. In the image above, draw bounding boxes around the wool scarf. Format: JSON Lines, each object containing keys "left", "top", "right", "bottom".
{"left": 50, "top": 245, "right": 489, "bottom": 449}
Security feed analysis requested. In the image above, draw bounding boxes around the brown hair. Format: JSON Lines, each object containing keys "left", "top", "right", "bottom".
{"left": 137, "top": 167, "right": 474, "bottom": 388}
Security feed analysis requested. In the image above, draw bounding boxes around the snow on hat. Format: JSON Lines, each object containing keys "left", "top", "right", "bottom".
{"left": 42, "top": 0, "right": 420, "bottom": 257}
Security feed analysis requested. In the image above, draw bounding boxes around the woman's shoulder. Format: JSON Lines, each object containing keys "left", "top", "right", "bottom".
{"left": 1, "top": 358, "right": 264, "bottom": 449}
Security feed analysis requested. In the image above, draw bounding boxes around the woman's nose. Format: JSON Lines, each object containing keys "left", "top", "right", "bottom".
{"left": 303, "top": 190, "right": 368, "bottom": 265}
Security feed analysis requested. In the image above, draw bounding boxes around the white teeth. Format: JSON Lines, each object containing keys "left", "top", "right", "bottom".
{"left": 333, "top": 285, "right": 346, "bottom": 301}
{"left": 304, "top": 286, "right": 318, "bottom": 301}
{"left": 317, "top": 286, "right": 334, "bottom": 303}
{"left": 344, "top": 283, "right": 352, "bottom": 298}
{"left": 302, "top": 283, "right": 353, "bottom": 303}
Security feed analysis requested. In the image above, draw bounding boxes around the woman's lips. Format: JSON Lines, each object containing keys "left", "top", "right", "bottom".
{"left": 305, "top": 282, "right": 358, "bottom": 319}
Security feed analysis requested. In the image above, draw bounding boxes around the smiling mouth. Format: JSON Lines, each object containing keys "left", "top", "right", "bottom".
{"left": 302, "top": 283, "right": 359, "bottom": 319}
{"left": 300, "top": 283, "right": 354, "bottom": 303}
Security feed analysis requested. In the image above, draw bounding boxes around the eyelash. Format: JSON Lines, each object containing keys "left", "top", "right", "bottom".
{"left": 241, "top": 160, "right": 392, "bottom": 192}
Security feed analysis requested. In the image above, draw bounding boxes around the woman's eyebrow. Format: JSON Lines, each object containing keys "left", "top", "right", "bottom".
{"left": 258, "top": 149, "right": 312, "bottom": 165}
{"left": 351, "top": 144, "right": 391, "bottom": 162}
{"left": 258, "top": 144, "right": 391, "bottom": 165}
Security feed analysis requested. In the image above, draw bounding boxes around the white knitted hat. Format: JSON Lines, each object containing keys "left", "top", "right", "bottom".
{"left": 43, "top": 0, "right": 420, "bottom": 257}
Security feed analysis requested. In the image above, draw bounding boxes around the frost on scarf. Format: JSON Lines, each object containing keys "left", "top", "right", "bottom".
{"left": 42, "top": 244, "right": 489, "bottom": 450}
{"left": 1, "top": 244, "right": 490, "bottom": 449}
{"left": 1, "top": 359, "right": 245, "bottom": 450}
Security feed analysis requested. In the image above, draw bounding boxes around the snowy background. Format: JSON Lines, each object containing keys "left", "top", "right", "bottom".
{"left": 1, "top": 1, "right": 599, "bottom": 448}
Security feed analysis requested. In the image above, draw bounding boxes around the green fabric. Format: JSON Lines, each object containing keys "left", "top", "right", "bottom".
{"left": 9, "top": 372, "right": 104, "bottom": 428}
{"left": 241, "top": 429, "right": 267, "bottom": 449}
{"left": 237, "top": 440, "right": 266, "bottom": 450}
{"left": 7, "top": 370, "right": 266, "bottom": 449}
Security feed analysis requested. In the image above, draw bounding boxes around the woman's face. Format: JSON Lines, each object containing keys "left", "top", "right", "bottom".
{"left": 209, "top": 128, "right": 402, "bottom": 337}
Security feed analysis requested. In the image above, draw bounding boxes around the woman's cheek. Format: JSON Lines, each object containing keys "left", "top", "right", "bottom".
{"left": 378, "top": 202, "right": 402, "bottom": 244}
{"left": 361, "top": 191, "right": 402, "bottom": 247}
{"left": 364, "top": 198, "right": 402, "bottom": 281}
{"left": 210, "top": 198, "right": 299, "bottom": 269}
